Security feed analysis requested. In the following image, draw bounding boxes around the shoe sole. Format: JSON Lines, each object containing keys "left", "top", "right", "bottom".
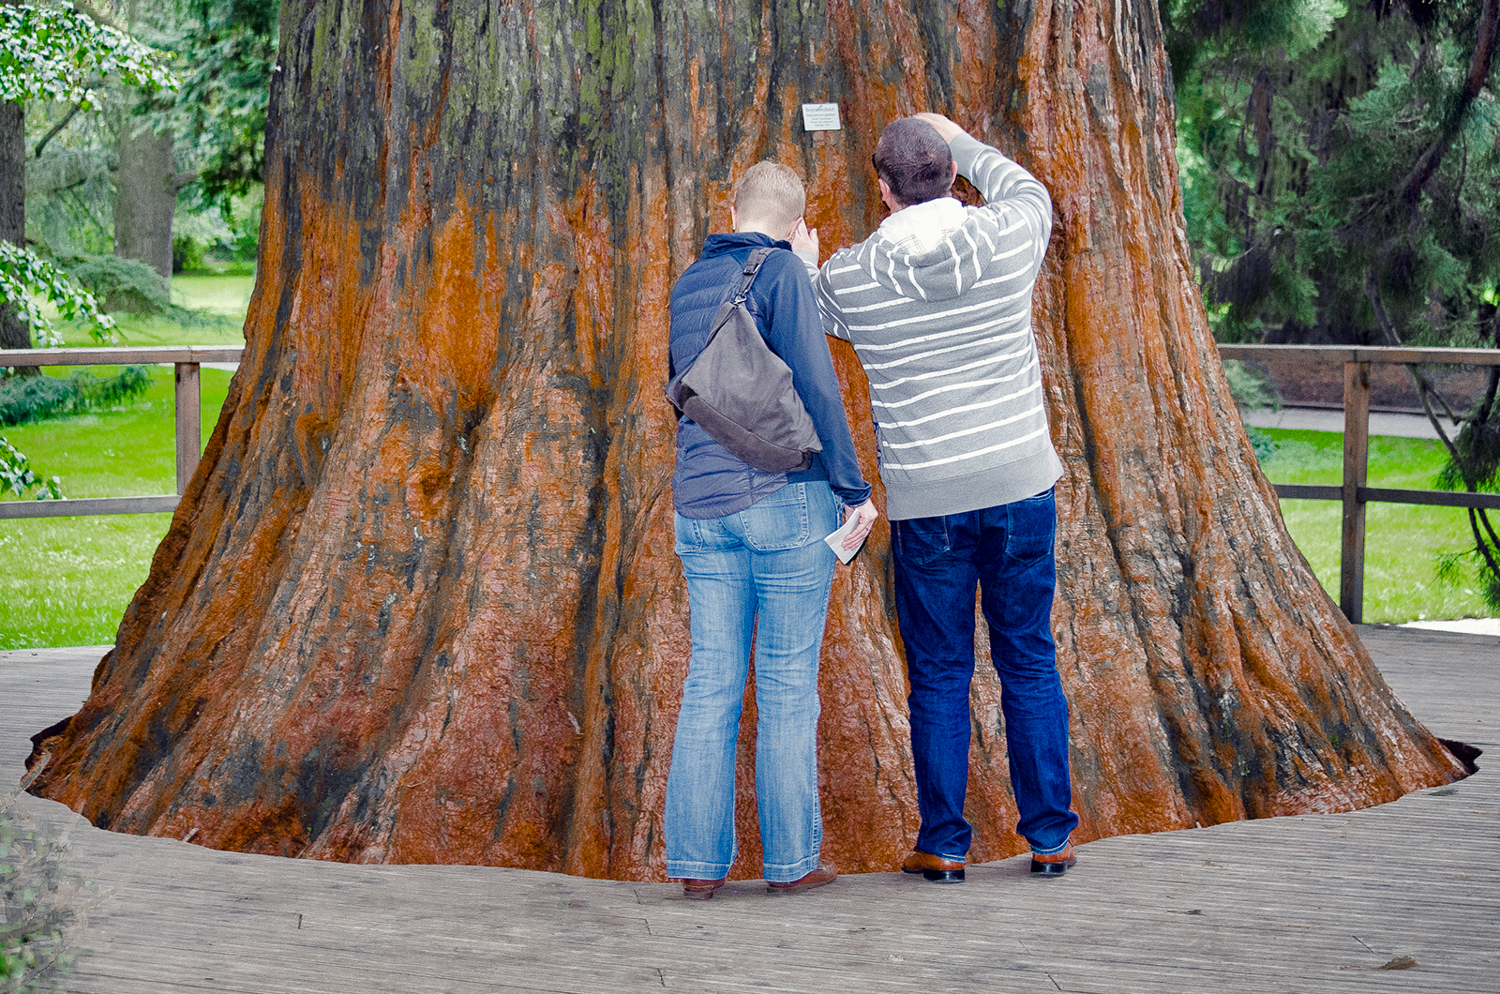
{"left": 766, "top": 877, "right": 836, "bottom": 895}
{"left": 679, "top": 879, "right": 726, "bottom": 900}
{"left": 902, "top": 866, "right": 965, "bottom": 883}
{"left": 1030, "top": 857, "right": 1076, "bottom": 877}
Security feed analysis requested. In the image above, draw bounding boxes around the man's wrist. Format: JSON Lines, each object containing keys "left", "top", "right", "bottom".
{"left": 948, "top": 132, "right": 990, "bottom": 178}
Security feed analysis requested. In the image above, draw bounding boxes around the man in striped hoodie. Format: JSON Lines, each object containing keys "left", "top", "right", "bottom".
{"left": 799, "top": 113, "right": 1080, "bottom": 882}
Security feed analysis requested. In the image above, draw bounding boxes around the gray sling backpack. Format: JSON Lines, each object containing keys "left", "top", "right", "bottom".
{"left": 665, "top": 248, "right": 823, "bottom": 473}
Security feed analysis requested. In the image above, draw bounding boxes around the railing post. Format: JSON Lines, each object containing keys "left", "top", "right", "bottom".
{"left": 175, "top": 361, "right": 201, "bottom": 495}
{"left": 1340, "top": 361, "right": 1370, "bottom": 623}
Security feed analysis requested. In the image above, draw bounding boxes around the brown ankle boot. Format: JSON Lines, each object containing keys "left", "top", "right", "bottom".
{"left": 766, "top": 861, "right": 837, "bottom": 895}
{"left": 901, "top": 850, "right": 966, "bottom": 883}
{"left": 678, "top": 877, "right": 727, "bottom": 900}
{"left": 1030, "top": 842, "right": 1076, "bottom": 877}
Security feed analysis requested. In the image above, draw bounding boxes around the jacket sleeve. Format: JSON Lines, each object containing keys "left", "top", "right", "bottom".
{"left": 757, "top": 252, "right": 872, "bottom": 508}
{"left": 950, "top": 132, "right": 1053, "bottom": 268}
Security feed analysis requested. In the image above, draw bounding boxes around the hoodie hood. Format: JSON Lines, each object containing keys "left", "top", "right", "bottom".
{"left": 858, "top": 196, "right": 1010, "bottom": 303}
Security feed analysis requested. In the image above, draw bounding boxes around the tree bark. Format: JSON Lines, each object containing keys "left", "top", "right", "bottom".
{"left": 113, "top": 122, "right": 174, "bottom": 279}
{"left": 0, "top": 99, "right": 30, "bottom": 354}
{"left": 28, "top": 0, "right": 1465, "bottom": 877}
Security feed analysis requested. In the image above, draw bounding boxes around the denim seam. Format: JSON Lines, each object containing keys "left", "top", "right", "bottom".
{"left": 762, "top": 852, "right": 820, "bottom": 883}
{"left": 666, "top": 860, "right": 732, "bottom": 878}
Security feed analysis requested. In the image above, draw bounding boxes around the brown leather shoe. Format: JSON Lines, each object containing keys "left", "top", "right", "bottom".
{"left": 902, "top": 849, "right": 966, "bottom": 883}
{"left": 1030, "top": 842, "right": 1076, "bottom": 877}
{"left": 766, "top": 861, "right": 837, "bottom": 895}
{"left": 678, "top": 877, "right": 727, "bottom": 900}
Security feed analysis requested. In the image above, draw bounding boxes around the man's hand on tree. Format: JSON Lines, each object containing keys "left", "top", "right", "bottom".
{"left": 912, "top": 112, "right": 965, "bottom": 144}
{"left": 790, "top": 217, "right": 819, "bottom": 257}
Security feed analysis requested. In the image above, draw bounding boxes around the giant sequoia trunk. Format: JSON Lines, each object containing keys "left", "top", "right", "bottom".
{"left": 29, "top": 0, "right": 1465, "bottom": 876}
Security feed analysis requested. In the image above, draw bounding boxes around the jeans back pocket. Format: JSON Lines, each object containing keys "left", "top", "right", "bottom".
{"left": 674, "top": 512, "right": 705, "bottom": 553}
{"left": 740, "top": 484, "right": 811, "bottom": 551}
{"left": 1003, "top": 488, "right": 1056, "bottom": 565}
{"left": 893, "top": 515, "right": 953, "bottom": 566}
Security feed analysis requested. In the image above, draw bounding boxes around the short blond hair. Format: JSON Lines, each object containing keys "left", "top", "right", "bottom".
{"left": 734, "top": 161, "right": 806, "bottom": 234}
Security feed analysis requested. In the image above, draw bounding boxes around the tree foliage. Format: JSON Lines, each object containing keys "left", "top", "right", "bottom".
{"left": 0, "top": 2, "right": 177, "bottom": 107}
{"left": 0, "top": 790, "right": 79, "bottom": 990}
{"left": 0, "top": 241, "right": 113, "bottom": 346}
{"left": 19, "top": 0, "right": 277, "bottom": 270}
{"left": 1168, "top": 0, "right": 1500, "bottom": 346}
{"left": 0, "top": 436, "right": 62, "bottom": 500}
{"left": 170, "top": 0, "right": 278, "bottom": 209}
{"left": 1, "top": 0, "right": 176, "bottom": 347}
{"left": 1166, "top": 0, "right": 1500, "bottom": 607}
{"left": 0, "top": 363, "right": 149, "bottom": 426}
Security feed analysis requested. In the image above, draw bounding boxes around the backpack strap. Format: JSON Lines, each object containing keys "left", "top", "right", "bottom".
{"left": 731, "top": 247, "right": 774, "bottom": 307}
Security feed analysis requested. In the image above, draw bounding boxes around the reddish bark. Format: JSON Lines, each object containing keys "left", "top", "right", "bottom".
{"left": 28, "top": 0, "right": 1464, "bottom": 878}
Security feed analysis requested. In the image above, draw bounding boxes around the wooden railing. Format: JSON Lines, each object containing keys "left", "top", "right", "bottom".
{"left": 4, "top": 343, "right": 1498, "bottom": 624}
{"left": 0, "top": 346, "right": 244, "bottom": 520}
{"left": 1219, "top": 344, "right": 1500, "bottom": 623}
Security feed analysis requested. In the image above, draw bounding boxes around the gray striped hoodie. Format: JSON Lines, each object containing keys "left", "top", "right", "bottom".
{"left": 808, "top": 133, "right": 1061, "bottom": 521}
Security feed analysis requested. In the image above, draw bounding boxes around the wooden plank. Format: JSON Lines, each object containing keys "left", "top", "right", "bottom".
{"left": 0, "top": 495, "right": 178, "bottom": 519}
{"left": 1280, "top": 484, "right": 1500, "bottom": 511}
{"left": 1273, "top": 483, "right": 1341, "bottom": 501}
{"left": 1217, "top": 343, "right": 1500, "bottom": 366}
{"left": 174, "top": 362, "right": 201, "bottom": 494}
{"left": 1359, "top": 486, "right": 1500, "bottom": 511}
{"left": 1356, "top": 625, "right": 1499, "bottom": 745}
{"left": 39, "top": 788, "right": 1500, "bottom": 994}
{"left": 0, "top": 346, "right": 244, "bottom": 367}
{"left": 3, "top": 629, "right": 1497, "bottom": 994}
{"left": 1340, "top": 362, "right": 1370, "bottom": 623}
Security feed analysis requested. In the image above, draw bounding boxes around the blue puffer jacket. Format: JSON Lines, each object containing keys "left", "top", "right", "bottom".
{"left": 669, "top": 232, "right": 872, "bottom": 519}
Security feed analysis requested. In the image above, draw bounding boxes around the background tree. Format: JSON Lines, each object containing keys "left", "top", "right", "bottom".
{"left": 0, "top": 0, "right": 173, "bottom": 350}
{"left": 1165, "top": 0, "right": 1500, "bottom": 609}
{"left": 170, "top": 0, "right": 277, "bottom": 214}
{"left": 28, "top": 0, "right": 1467, "bottom": 878}
{"left": 112, "top": 0, "right": 278, "bottom": 279}
{"left": 12, "top": 0, "right": 273, "bottom": 320}
{"left": 1, "top": 1, "right": 22, "bottom": 355}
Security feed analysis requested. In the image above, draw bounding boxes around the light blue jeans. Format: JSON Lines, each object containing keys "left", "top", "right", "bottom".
{"left": 665, "top": 482, "right": 839, "bottom": 883}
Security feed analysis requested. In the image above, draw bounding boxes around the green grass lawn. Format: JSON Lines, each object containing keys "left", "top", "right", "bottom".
{"left": 49, "top": 274, "right": 251, "bottom": 349}
{"left": 1258, "top": 429, "right": 1494, "bottom": 623}
{"left": 1, "top": 365, "right": 234, "bottom": 649}
{"left": 172, "top": 274, "right": 256, "bottom": 317}
{"left": 2, "top": 276, "right": 243, "bottom": 649}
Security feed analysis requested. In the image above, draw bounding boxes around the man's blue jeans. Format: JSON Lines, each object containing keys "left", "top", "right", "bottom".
{"left": 665, "top": 482, "right": 839, "bottom": 883}
{"left": 891, "top": 487, "right": 1078, "bottom": 859}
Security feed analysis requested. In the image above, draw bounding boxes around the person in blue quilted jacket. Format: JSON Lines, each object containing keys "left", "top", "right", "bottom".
{"left": 663, "top": 160, "right": 878, "bottom": 899}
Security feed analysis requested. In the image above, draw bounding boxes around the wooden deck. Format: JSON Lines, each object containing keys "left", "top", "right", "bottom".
{"left": 2, "top": 625, "right": 1496, "bottom": 993}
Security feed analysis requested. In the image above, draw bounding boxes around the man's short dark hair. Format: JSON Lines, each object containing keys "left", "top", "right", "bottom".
{"left": 873, "top": 118, "right": 954, "bottom": 207}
